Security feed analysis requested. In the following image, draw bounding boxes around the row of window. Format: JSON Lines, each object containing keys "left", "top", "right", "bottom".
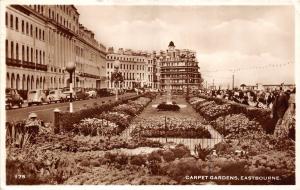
{"left": 107, "top": 72, "right": 146, "bottom": 81}
{"left": 6, "top": 12, "right": 45, "bottom": 41}
{"left": 29, "top": 5, "right": 78, "bottom": 32}
{"left": 106, "top": 62, "right": 146, "bottom": 70}
{"left": 107, "top": 55, "right": 146, "bottom": 62}
{"left": 6, "top": 40, "right": 46, "bottom": 65}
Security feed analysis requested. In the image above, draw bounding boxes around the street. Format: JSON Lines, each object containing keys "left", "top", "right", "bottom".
{"left": 6, "top": 93, "right": 135, "bottom": 123}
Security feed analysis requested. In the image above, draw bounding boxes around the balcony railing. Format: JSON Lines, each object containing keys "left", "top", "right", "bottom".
{"left": 22, "top": 61, "right": 36, "bottom": 69}
{"left": 36, "top": 63, "right": 48, "bottom": 71}
{"left": 6, "top": 58, "right": 22, "bottom": 67}
{"left": 7, "top": 58, "right": 48, "bottom": 71}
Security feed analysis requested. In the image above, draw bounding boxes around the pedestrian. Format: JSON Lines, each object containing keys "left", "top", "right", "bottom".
{"left": 270, "top": 88, "right": 289, "bottom": 135}
{"left": 274, "top": 88, "right": 295, "bottom": 139}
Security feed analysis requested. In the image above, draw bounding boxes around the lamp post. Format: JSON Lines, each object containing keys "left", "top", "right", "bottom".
{"left": 111, "top": 60, "right": 123, "bottom": 101}
{"left": 66, "top": 61, "right": 76, "bottom": 113}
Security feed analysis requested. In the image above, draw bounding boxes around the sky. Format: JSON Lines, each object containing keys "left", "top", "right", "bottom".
{"left": 76, "top": 5, "right": 295, "bottom": 88}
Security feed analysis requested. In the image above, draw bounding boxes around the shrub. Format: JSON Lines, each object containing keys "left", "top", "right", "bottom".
{"left": 130, "top": 155, "right": 146, "bottom": 166}
{"left": 162, "top": 150, "right": 176, "bottom": 162}
{"left": 104, "top": 152, "right": 117, "bottom": 163}
{"left": 147, "top": 151, "right": 162, "bottom": 163}
{"left": 80, "top": 160, "right": 90, "bottom": 167}
{"left": 148, "top": 161, "right": 162, "bottom": 175}
{"left": 172, "top": 144, "right": 191, "bottom": 158}
{"left": 194, "top": 144, "right": 211, "bottom": 161}
{"left": 90, "top": 160, "right": 101, "bottom": 167}
{"left": 166, "top": 157, "right": 201, "bottom": 182}
{"left": 157, "top": 103, "right": 180, "bottom": 111}
{"left": 115, "top": 154, "right": 129, "bottom": 165}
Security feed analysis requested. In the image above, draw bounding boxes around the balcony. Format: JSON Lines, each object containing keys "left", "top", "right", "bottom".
{"left": 36, "top": 63, "right": 48, "bottom": 71}
{"left": 22, "top": 61, "right": 36, "bottom": 69}
{"left": 6, "top": 58, "right": 22, "bottom": 67}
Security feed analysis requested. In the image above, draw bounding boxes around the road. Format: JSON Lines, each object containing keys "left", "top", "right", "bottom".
{"left": 6, "top": 93, "right": 135, "bottom": 123}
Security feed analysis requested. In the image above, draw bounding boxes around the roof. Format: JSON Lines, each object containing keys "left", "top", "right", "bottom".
{"left": 168, "top": 41, "right": 175, "bottom": 47}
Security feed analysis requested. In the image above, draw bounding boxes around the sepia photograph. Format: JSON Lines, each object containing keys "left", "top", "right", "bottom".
{"left": 1, "top": 0, "right": 298, "bottom": 188}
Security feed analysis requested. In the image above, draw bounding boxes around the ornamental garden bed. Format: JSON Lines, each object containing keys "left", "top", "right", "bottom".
{"left": 131, "top": 117, "right": 211, "bottom": 139}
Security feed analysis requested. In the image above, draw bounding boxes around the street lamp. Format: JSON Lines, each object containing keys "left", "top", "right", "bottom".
{"left": 66, "top": 61, "right": 76, "bottom": 113}
{"left": 111, "top": 60, "right": 123, "bottom": 101}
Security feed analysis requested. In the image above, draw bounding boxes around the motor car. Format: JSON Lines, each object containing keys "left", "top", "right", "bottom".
{"left": 97, "top": 88, "right": 113, "bottom": 97}
{"left": 62, "top": 87, "right": 77, "bottom": 101}
{"left": 86, "top": 90, "right": 97, "bottom": 99}
{"left": 47, "top": 89, "right": 67, "bottom": 103}
{"left": 27, "top": 89, "right": 47, "bottom": 106}
{"left": 5, "top": 88, "right": 24, "bottom": 109}
{"left": 75, "top": 88, "right": 89, "bottom": 100}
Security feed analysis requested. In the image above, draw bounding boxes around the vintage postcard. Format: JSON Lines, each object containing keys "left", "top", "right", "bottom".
{"left": 1, "top": 0, "right": 299, "bottom": 189}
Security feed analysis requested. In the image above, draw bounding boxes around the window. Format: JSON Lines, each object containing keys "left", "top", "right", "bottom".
{"left": 26, "top": 46, "right": 29, "bottom": 61}
{"left": 30, "top": 25, "right": 33, "bottom": 36}
{"left": 39, "top": 29, "right": 41, "bottom": 40}
{"left": 36, "top": 49, "right": 38, "bottom": 64}
{"left": 21, "top": 20, "right": 24, "bottom": 33}
{"left": 39, "top": 50, "right": 42, "bottom": 64}
{"left": 5, "top": 40, "right": 8, "bottom": 58}
{"left": 42, "top": 30, "right": 44, "bottom": 40}
{"left": 10, "top": 15, "right": 13, "bottom": 28}
{"left": 22, "top": 45, "right": 24, "bottom": 62}
{"left": 5, "top": 12, "right": 8, "bottom": 26}
{"left": 16, "top": 43, "right": 19, "bottom": 60}
{"left": 31, "top": 48, "right": 33, "bottom": 62}
{"left": 25, "top": 22, "right": 28, "bottom": 34}
{"left": 10, "top": 41, "right": 14, "bottom": 59}
{"left": 35, "top": 27, "right": 38, "bottom": 38}
{"left": 43, "top": 51, "right": 45, "bottom": 64}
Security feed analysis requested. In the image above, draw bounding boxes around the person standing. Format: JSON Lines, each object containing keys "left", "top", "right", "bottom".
{"left": 274, "top": 88, "right": 295, "bottom": 139}
{"left": 271, "top": 88, "right": 290, "bottom": 136}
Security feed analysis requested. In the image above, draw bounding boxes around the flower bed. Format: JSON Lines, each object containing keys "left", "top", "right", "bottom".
{"left": 211, "top": 114, "right": 262, "bottom": 138}
{"left": 97, "top": 112, "right": 132, "bottom": 132}
{"left": 131, "top": 117, "right": 211, "bottom": 138}
{"left": 73, "top": 118, "right": 119, "bottom": 136}
{"left": 112, "top": 97, "right": 152, "bottom": 116}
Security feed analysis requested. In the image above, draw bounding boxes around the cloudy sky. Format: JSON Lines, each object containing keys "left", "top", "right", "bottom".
{"left": 76, "top": 5, "right": 295, "bottom": 88}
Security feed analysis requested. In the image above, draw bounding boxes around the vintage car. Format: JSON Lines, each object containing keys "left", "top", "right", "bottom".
{"left": 27, "top": 89, "right": 48, "bottom": 106}
{"left": 86, "top": 90, "right": 97, "bottom": 98}
{"left": 47, "top": 89, "right": 68, "bottom": 103}
{"left": 5, "top": 88, "right": 24, "bottom": 109}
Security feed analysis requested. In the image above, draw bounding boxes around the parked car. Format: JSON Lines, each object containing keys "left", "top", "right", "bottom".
{"left": 6, "top": 88, "right": 24, "bottom": 109}
{"left": 27, "top": 89, "right": 47, "bottom": 106}
{"left": 86, "top": 90, "right": 97, "bottom": 99}
{"left": 97, "top": 88, "right": 113, "bottom": 97}
{"left": 47, "top": 89, "right": 67, "bottom": 103}
{"left": 75, "top": 88, "right": 89, "bottom": 100}
{"left": 62, "top": 87, "right": 77, "bottom": 101}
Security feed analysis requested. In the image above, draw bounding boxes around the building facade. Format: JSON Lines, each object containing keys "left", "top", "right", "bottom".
{"left": 155, "top": 41, "right": 202, "bottom": 91}
{"left": 5, "top": 5, "right": 106, "bottom": 91}
{"left": 105, "top": 42, "right": 203, "bottom": 90}
{"left": 106, "top": 47, "right": 152, "bottom": 89}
